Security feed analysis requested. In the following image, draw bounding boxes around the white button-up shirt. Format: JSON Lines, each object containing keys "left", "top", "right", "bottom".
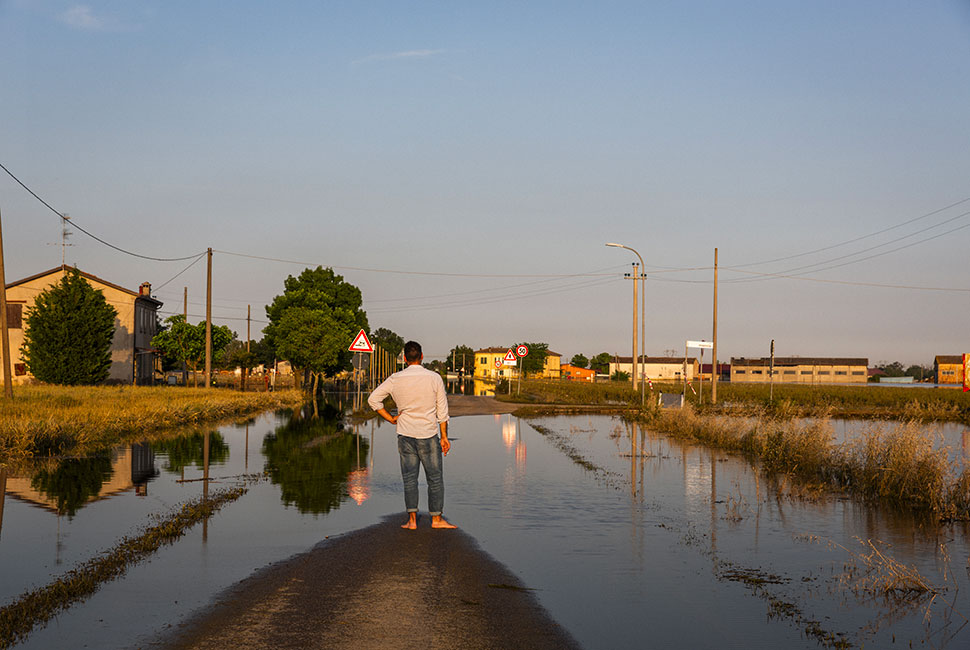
{"left": 368, "top": 364, "right": 449, "bottom": 439}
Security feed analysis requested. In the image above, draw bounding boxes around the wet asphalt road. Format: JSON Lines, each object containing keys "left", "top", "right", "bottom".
{"left": 156, "top": 517, "right": 581, "bottom": 650}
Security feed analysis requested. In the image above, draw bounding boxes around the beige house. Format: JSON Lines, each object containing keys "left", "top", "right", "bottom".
{"left": 3, "top": 265, "right": 163, "bottom": 385}
{"left": 934, "top": 355, "right": 966, "bottom": 385}
{"left": 730, "top": 357, "right": 868, "bottom": 384}
{"left": 474, "top": 346, "right": 562, "bottom": 380}
{"left": 609, "top": 356, "right": 698, "bottom": 381}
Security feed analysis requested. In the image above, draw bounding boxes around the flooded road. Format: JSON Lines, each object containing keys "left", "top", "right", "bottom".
{"left": 1, "top": 402, "right": 969, "bottom": 648}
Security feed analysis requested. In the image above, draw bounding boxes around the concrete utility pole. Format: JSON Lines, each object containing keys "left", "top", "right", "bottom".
{"left": 606, "top": 243, "right": 646, "bottom": 405}
{"left": 205, "top": 248, "right": 212, "bottom": 388}
{"left": 0, "top": 206, "right": 13, "bottom": 399}
{"left": 712, "top": 248, "right": 718, "bottom": 404}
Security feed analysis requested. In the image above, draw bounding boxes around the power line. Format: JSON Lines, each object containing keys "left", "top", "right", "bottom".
{"left": 154, "top": 252, "right": 207, "bottom": 291}
{"left": 732, "top": 195, "right": 970, "bottom": 268}
{"left": 214, "top": 248, "right": 621, "bottom": 279}
{"left": 0, "top": 161, "right": 204, "bottom": 262}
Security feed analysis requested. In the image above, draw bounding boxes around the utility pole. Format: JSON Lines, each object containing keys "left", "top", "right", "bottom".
{"left": 0, "top": 206, "right": 13, "bottom": 399}
{"left": 769, "top": 339, "right": 775, "bottom": 403}
{"left": 712, "top": 248, "right": 718, "bottom": 404}
{"left": 205, "top": 248, "right": 212, "bottom": 388}
{"left": 632, "top": 262, "right": 639, "bottom": 393}
{"left": 606, "top": 243, "right": 646, "bottom": 406}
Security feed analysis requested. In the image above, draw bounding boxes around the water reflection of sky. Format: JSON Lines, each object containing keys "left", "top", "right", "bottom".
{"left": 1, "top": 409, "right": 969, "bottom": 649}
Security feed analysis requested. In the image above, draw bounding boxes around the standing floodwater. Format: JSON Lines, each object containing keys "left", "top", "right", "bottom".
{"left": 1, "top": 403, "right": 968, "bottom": 648}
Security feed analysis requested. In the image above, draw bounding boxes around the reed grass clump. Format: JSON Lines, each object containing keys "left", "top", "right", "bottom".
{"left": 0, "top": 487, "right": 247, "bottom": 648}
{"left": 0, "top": 385, "right": 304, "bottom": 460}
{"left": 646, "top": 406, "right": 970, "bottom": 520}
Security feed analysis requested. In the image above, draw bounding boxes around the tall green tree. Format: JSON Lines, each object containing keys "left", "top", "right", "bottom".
{"left": 447, "top": 344, "right": 475, "bottom": 373}
{"left": 152, "top": 315, "right": 233, "bottom": 386}
{"left": 263, "top": 267, "right": 368, "bottom": 390}
{"left": 590, "top": 352, "right": 611, "bottom": 374}
{"left": 570, "top": 353, "right": 589, "bottom": 368}
{"left": 371, "top": 327, "right": 405, "bottom": 357}
{"left": 21, "top": 268, "right": 118, "bottom": 385}
{"left": 515, "top": 342, "right": 550, "bottom": 377}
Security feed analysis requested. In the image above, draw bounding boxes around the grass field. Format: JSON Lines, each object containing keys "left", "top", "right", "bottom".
{"left": 500, "top": 378, "right": 970, "bottom": 423}
{"left": 0, "top": 385, "right": 304, "bottom": 461}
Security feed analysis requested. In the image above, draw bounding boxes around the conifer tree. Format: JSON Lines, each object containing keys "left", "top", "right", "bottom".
{"left": 21, "top": 269, "right": 118, "bottom": 384}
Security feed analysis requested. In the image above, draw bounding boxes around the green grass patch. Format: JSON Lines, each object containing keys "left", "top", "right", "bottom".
{"left": 0, "top": 385, "right": 304, "bottom": 461}
{"left": 0, "top": 486, "right": 249, "bottom": 648}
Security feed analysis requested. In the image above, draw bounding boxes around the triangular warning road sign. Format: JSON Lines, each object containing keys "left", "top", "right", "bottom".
{"left": 505, "top": 349, "right": 517, "bottom": 362}
{"left": 349, "top": 329, "right": 374, "bottom": 353}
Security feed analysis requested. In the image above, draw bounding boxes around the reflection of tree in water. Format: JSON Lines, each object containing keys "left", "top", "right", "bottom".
{"left": 262, "top": 412, "right": 369, "bottom": 515}
{"left": 152, "top": 432, "right": 229, "bottom": 473}
{"left": 30, "top": 454, "right": 114, "bottom": 517}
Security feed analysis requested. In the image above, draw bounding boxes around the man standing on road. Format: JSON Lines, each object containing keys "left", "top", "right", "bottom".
{"left": 368, "top": 340, "right": 457, "bottom": 530}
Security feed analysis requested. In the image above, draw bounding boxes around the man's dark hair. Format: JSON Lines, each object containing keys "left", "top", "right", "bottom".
{"left": 404, "top": 340, "right": 422, "bottom": 363}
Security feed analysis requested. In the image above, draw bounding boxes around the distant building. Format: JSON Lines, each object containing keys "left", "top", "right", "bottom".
{"left": 3, "top": 265, "right": 163, "bottom": 385}
{"left": 934, "top": 355, "right": 965, "bottom": 385}
{"left": 730, "top": 357, "right": 868, "bottom": 384}
{"left": 560, "top": 364, "right": 596, "bottom": 382}
{"left": 610, "top": 356, "right": 698, "bottom": 381}
{"left": 474, "top": 347, "right": 562, "bottom": 380}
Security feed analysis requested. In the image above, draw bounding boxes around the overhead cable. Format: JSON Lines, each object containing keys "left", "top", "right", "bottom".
{"left": 0, "top": 161, "right": 205, "bottom": 262}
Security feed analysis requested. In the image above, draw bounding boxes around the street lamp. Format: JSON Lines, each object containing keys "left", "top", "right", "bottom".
{"left": 606, "top": 242, "right": 645, "bottom": 406}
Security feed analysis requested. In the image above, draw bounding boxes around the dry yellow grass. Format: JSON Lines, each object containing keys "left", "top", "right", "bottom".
{"left": 0, "top": 385, "right": 304, "bottom": 461}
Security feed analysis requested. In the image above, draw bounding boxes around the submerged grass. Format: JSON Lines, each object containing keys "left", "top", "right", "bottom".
{"left": 0, "top": 486, "right": 248, "bottom": 648}
{"left": 0, "top": 385, "right": 304, "bottom": 461}
{"left": 500, "top": 379, "right": 970, "bottom": 422}
{"left": 644, "top": 405, "right": 970, "bottom": 520}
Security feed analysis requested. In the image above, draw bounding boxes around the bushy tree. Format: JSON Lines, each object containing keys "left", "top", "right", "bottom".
{"left": 21, "top": 268, "right": 118, "bottom": 385}
{"left": 590, "top": 352, "right": 612, "bottom": 374}
{"left": 152, "top": 315, "right": 233, "bottom": 386}
{"left": 447, "top": 344, "right": 475, "bottom": 373}
{"left": 263, "top": 267, "right": 368, "bottom": 390}
{"left": 571, "top": 353, "right": 589, "bottom": 368}
{"left": 515, "top": 342, "right": 550, "bottom": 377}
{"left": 372, "top": 327, "right": 405, "bottom": 357}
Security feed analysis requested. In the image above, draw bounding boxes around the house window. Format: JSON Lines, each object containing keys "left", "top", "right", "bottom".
{"left": 800, "top": 371, "right": 812, "bottom": 375}
{"left": 6, "top": 303, "right": 22, "bottom": 329}
{"left": 818, "top": 370, "right": 830, "bottom": 375}
{"left": 783, "top": 370, "right": 795, "bottom": 375}
{"left": 735, "top": 370, "right": 745, "bottom": 374}
{"left": 752, "top": 370, "right": 763, "bottom": 375}
{"left": 479, "top": 357, "right": 486, "bottom": 365}
{"left": 852, "top": 371, "right": 865, "bottom": 375}
{"left": 835, "top": 371, "right": 847, "bottom": 375}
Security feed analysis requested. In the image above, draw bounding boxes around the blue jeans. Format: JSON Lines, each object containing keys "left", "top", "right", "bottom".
{"left": 398, "top": 435, "right": 444, "bottom": 516}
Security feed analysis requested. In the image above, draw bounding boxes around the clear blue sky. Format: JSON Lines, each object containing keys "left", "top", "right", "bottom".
{"left": 2, "top": 1, "right": 968, "bottom": 365}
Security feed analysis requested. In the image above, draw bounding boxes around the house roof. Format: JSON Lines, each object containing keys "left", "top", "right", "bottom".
{"left": 6, "top": 265, "right": 162, "bottom": 307}
{"left": 731, "top": 357, "right": 868, "bottom": 367}
{"left": 935, "top": 355, "right": 964, "bottom": 364}
{"left": 475, "top": 347, "right": 561, "bottom": 357}
{"left": 612, "top": 356, "right": 697, "bottom": 364}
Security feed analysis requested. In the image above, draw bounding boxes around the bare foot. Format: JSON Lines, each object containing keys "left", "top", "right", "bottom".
{"left": 431, "top": 515, "right": 457, "bottom": 529}
{"left": 401, "top": 513, "right": 417, "bottom": 530}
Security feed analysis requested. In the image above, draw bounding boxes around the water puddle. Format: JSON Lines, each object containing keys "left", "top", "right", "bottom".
{"left": 1, "top": 403, "right": 968, "bottom": 649}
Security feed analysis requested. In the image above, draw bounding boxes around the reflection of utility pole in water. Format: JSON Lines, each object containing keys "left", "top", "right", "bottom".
{"left": 709, "top": 450, "right": 717, "bottom": 556}
{"left": 0, "top": 467, "right": 7, "bottom": 540}
{"left": 245, "top": 423, "right": 249, "bottom": 472}
{"left": 202, "top": 431, "right": 210, "bottom": 543}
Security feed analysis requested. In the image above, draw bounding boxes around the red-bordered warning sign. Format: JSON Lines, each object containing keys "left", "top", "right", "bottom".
{"left": 503, "top": 349, "right": 517, "bottom": 366}
{"left": 349, "top": 329, "right": 374, "bottom": 353}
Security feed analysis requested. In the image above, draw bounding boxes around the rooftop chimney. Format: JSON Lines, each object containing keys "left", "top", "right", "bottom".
{"left": 139, "top": 282, "right": 151, "bottom": 296}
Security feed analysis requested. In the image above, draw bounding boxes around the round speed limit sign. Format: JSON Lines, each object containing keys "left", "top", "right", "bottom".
{"left": 516, "top": 345, "right": 529, "bottom": 357}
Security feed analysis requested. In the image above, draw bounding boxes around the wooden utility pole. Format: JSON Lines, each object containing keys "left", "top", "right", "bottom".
{"left": 712, "top": 248, "right": 718, "bottom": 404}
{"left": 0, "top": 206, "right": 13, "bottom": 399}
{"left": 183, "top": 286, "right": 187, "bottom": 320}
{"left": 205, "top": 248, "right": 212, "bottom": 388}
